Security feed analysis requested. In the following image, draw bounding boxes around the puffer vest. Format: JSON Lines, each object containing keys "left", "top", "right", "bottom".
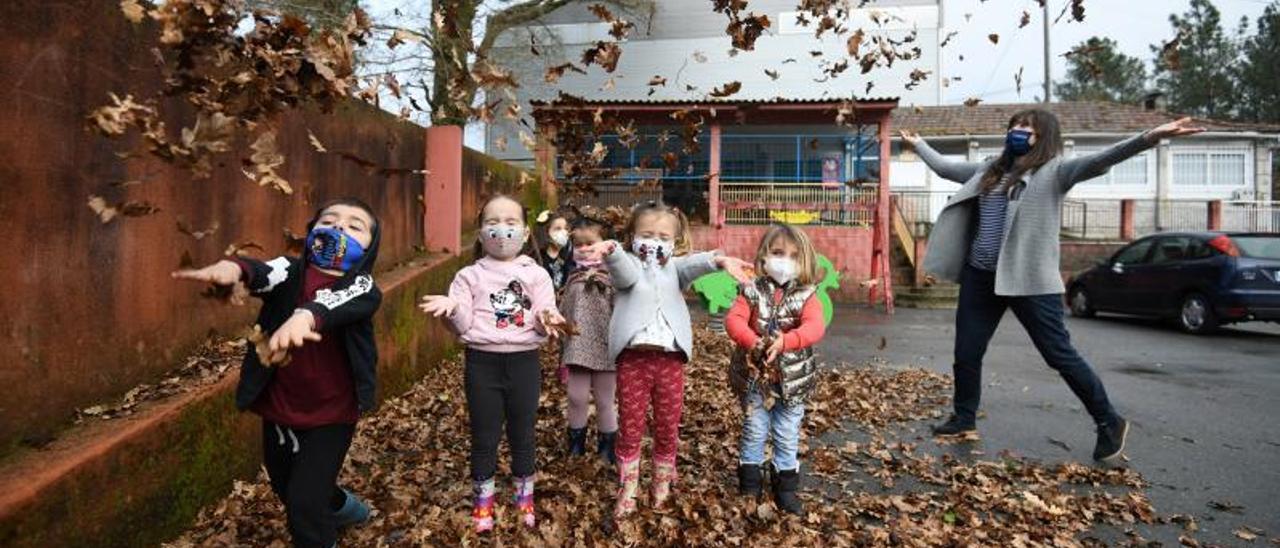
{"left": 729, "top": 277, "right": 818, "bottom": 405}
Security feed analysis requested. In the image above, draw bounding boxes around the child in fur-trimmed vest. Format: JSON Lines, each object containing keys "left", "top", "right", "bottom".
{"left": 725, "top": 224, "right": 827, "bottom": 517}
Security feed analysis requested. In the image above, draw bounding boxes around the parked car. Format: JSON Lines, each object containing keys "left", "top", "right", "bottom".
{"left": 1067, "top": 232, "right": 1280, "bottom": 334}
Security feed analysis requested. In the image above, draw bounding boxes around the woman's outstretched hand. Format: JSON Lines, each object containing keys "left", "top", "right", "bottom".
{"left": 899, "top": 130, "right": 923, "bottom": 148}
{"left": 1146, "top": 117, "right": 1206, "bottom": 142}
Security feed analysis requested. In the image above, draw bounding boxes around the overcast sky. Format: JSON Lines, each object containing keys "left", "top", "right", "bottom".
{"left": 939, "top": 0, "right": 1272, "bottom": 104}
{"left": 361, "top": 0, "right": 1272, "bottom": 146}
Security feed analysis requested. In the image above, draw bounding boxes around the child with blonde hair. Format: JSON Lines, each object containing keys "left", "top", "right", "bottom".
{"left": 725, "top": 224, "right": 827, "bottom": 516}
{"left": 584, "top": 200, "right": 752, "bottom": 518}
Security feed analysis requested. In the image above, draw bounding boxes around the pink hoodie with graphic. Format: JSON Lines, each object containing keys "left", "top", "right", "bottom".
{"left": 446, "top": 255, "right": 558, "bottom": 353}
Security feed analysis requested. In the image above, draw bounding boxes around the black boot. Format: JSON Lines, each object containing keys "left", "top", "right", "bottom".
{"left": 596, "top": 430, "right": 617, "bottom": 465}
{"left": 737, "top": 464, "right": 763, "bottom": 497}
{"left": 567, "top": 427, "right": 587, "bottom": 456}
{"left": 931, "top": 414, "right": 978, "bottom": 437}
{"left": 771, "top": 467, "right": 804, "bottom": 516}
{"left": 1093, "top": 417, "right": 1129, "bottom": 462}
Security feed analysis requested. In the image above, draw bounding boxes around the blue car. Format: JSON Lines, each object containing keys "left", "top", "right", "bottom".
{"left": 1067, "top": 232, "right": 1280, "bottom": 334}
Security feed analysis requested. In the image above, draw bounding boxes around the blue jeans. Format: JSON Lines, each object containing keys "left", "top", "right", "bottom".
{"left": 738, "top": 388, "right": 806, "bottom": 471}
{"left": 953, "top": 265, "right": 1120, "bottom": 427}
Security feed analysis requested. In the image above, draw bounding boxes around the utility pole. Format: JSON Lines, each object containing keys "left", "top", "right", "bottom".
{"left": 1042, "top": 0, "right": 1052, "bottom": 103}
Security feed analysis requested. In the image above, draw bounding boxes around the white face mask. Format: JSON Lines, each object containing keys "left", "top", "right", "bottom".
{"left": 548, "top": 229, "right": 569, "bottom": 248}
{"left": 631, "top": 237, "right": 673, "bottom": 267}
{"left": 764, "top": 256, "right": 797, "bottom": 285}
{"left": 480, "top": 225, "right": 526, "bottom": 260}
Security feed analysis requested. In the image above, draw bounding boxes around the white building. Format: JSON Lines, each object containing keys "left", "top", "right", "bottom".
{"left": 489, "top": 0, "right": 945, "bottom": 166}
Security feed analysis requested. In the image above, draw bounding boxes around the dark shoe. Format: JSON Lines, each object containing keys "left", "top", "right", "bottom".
{"left": 333, "top": 488, "right": 370, "bottom": 528}
{"left": 931, "top": 415, "right": 978, "bottom": 437}
{"left": 568, "top": 427, "right": 588, "bottom": 456}
{"left": 737, "top": 464, "right": 763, "bottom": 497}
{"left": 770, "top": 467, "right": 804, "bottom": 516}
{"left": 1093, "top": 418, "right": 1130, "bottom": 461}
{"left": 596, "top": 430, "right": 617, "bottom": 465}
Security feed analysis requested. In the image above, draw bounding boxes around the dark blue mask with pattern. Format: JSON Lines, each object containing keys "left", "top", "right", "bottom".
{"left": 306, "top": 226, "right": 365, "bottom": 272}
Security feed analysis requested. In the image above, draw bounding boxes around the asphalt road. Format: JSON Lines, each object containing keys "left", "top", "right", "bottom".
{"left": 818, "top": 305, "right": 1280, "bottom": 546}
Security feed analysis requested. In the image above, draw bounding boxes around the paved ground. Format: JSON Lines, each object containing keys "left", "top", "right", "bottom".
{"left": 819, "top": 305, "right": 1280, "bottom": 545}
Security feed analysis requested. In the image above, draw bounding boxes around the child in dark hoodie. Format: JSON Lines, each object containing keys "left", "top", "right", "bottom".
{"left": 173, "top": 198, "right": 382, "bottom": 548}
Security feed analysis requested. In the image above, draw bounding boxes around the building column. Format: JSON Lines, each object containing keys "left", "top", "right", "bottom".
{"left": 535, "top": 126, "right": 559, "bottom": 208}
{"left": 1255, "top": 141, "right": 1273, "bottom": 201}
{"left": 1207, "top": 200, "right": 1223, "bottom": 231}
{"left": 709, "top": 123, "right": 723, "bottom": 249}
{"left": 1155, "top": 138, "right": 1172, "bottom": 230}
{"left": 966, "top": 138, "right": 980, "bottom": 162}
{"left": 1120, "top": 199, "right": 1136, "bottom": 240}
{"left": 425, "top": 126, "right": 463, "bottom": 255}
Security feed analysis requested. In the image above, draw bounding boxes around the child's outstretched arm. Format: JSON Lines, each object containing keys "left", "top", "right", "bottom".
{"left": 598, "top": 241, "right": 642, "bottom": 289}
{"left": 675, "top": 252, "right": 753, "bottom": 289}
{"left": 172, "top": 256, "right": 293, "bottom": 301}
{"left": 420, "top": 269, "right": 475, "bottom": 335}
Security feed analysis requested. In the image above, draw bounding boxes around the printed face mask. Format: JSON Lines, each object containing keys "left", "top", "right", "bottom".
{"left": 306, "top": 226, "right": 365, "bottom": 272}
{"left": 480, "top": 225, "right": 526, "bottom": 260}
{"left": 573, "top": 247, "right": 603, "bottom": 269}
{"left": 1005, "top": 128, "right": 1033, "bottom": 156}
{"left": 764, "top": 256, "right": 797, "bottom": 285}
{"left": 549, "top": 230, "right": 570, "bottom": 248}
{"left": 631, "top": 237, "right": 673, "bottom": 267}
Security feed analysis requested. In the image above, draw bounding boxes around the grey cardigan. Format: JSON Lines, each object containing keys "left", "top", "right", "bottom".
{"left": 918, "top": 133, "right": 1154, "bottom": 296}
{"left": 603, "top": 247, "right": 720, "bottom": 365}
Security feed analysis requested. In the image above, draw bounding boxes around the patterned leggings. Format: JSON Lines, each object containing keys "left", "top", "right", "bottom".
{"left": 615, "top": 349, "right": 686, "bottom": 465}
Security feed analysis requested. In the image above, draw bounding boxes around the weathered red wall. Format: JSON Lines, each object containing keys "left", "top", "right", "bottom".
{"left": 0, "top": 0, "right": 426, "bottom": 452}
{"left": 691, "top": 225, "right": 874, "bottom": 301}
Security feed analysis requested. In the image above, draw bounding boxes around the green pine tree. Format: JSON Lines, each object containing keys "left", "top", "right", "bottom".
{"left": 1150, "top": 0, "right": 1244, "bottom": 119}
{"left": 1057, "top": 37, "right": 1149, "bottom": 104}
{"left": 1237, "top": 1, "right": 1280, "bottom": 123}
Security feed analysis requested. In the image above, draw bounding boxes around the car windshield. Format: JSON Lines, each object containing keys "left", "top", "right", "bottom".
{"left": 1233, "top": 235, "right": 1280, "bottom": 260}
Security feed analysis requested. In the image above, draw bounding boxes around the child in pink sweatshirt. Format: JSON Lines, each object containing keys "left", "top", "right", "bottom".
{"left": 420, "top": 194, "right": 566, "bottom": 533}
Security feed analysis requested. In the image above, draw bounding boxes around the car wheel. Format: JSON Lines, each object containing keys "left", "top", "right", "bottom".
{"left": 1069, "top": 286, "right": 1096, "bottom": 318}
{"left": 1178, "top": 293, "right": 1219, "bottom": 334}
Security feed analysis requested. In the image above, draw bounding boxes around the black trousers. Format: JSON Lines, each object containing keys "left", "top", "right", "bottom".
{"left": 464, "top": 348, "right": 541, "bottom": 481}
{"left": 262, "top": 420, "right": 355, "bottom": 548}
{"left": 952, "top": 265, "right": 1120, "bottom": 427}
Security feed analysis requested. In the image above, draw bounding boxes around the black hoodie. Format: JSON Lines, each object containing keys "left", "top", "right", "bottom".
{"left": 232, "top": 204, "right": 384, "bottom": 415}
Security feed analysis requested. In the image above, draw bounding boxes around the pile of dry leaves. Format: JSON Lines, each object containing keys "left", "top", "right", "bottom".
{"left": 75, "top": 336, "right": 244, "bottom": 423}
{"left": 166, "top": 328, "right": 1158, "bottom": 547}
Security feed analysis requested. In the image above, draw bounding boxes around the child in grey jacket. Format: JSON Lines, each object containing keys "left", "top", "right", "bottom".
{"left": 585, "top": 201, "right": 751, "bottom": 519}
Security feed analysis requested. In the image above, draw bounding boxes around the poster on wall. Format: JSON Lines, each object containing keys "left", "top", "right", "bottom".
{"left": 821, "top": 153, "right": 842, "bottom": 189}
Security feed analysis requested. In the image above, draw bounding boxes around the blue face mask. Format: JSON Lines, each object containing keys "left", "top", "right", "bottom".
{"left": 306, "top": 226, "right": 365, "bottom": 272}
{"left": 1006, "top": 129, "right": 1033, "bottom": 156}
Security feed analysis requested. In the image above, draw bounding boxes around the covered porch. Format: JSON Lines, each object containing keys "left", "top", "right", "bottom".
{"left": 532, "top": 97, "right": 901, "bottom": 308}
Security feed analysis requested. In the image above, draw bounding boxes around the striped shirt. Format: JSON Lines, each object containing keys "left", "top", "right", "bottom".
{"left": 968, "top": 176, "right": 1012, "bottom": 271}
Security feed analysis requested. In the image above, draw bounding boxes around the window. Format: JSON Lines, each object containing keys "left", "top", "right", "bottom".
{"left": 1076, "top": 148, "right": 1150, "bottom": 185}
{"left": 1173, "top": 150, "right": 1248, "bottom": 186}
{"left": 1150, "top": 236, "right": 1193, "bottom": 264}
{"left": 1113, "top": 239, "right": 1154, "bottom": 265}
